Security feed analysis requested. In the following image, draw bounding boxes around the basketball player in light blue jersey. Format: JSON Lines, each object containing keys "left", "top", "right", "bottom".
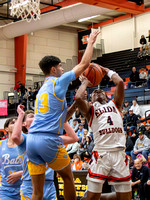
{"left": 12, "top": 105, "right": 79, "bottom": 200}
{"left": 26, "top": 30, "right": 99, "bottom": 200}
{"left": 0, "top": 118, "right": 23, "bottom": 200}
{"left": 12, "top": 106, "right": 56, "bottom": 200}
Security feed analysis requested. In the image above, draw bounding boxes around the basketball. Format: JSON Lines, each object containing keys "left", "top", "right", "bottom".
{"left": 83, "top": 63, "right": 104, "bottom": 87}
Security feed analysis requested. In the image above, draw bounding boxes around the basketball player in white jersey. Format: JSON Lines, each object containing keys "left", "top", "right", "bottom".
{"left": 75, "top": 67, "right": 132, "bottom": 200}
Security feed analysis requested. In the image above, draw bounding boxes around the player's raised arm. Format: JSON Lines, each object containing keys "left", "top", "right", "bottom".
{"left": 75, "top": 76, "right": 92, "bottom": 122}
{"left": 102, "top": 66, "right": 124, "bottom": 110}
{"left": 12, "top": 105, "right": 24, "bottom": 145}
{"left": 73, "top": 30, "right": 100, "bottom": 78}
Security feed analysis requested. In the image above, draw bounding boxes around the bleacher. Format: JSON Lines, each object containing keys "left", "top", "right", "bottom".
{"left": 93, "top": 47, "right": 150, "bottom": 78}
{"left": 67, "top": 48, "right": 150, "bottom": 106}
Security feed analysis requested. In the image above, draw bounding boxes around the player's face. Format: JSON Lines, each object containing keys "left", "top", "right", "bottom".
{"left": 56, "top": 63, "right": 64, "bottom": 77}
{"left": 25, "top": 113, "right": 34, "bottom": 130}
{"left": 8, "top": 119, "right": 16, "bottom": 133}
{"left": 91, "top": 89, "right": 107, "bottom": 104}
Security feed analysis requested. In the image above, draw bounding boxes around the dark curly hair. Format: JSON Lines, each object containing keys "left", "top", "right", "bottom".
{"left": 39, "top": 56, "right": 61, "bottom": 75}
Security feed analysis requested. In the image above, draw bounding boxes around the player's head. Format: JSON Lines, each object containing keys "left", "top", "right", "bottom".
{"left": 91, "top": 89, "right": 107, "bottom": 104}
{"left": 23, "top": 110, "right": 34, "bottom": 132}
{"left": 39, "top": 56, "right": 63, "bottom": 77}
{"left": 4, "top": 117, "right": 17, "bottom": 134}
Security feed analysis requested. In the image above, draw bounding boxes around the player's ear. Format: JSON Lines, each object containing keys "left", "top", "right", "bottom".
{"left": 4, "top": 127, "right": 8, "bottom": 133}
{"left": 51, "top": 66, "right": 56, "bottom": 74}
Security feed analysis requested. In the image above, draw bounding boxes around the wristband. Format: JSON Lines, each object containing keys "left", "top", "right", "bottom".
{"left": 107, "top": 70, "right": 116, "bottom": 79}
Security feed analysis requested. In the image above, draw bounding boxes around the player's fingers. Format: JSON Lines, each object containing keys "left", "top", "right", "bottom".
{"left": 6, "top": 179, "right": 13, "bottom": 184}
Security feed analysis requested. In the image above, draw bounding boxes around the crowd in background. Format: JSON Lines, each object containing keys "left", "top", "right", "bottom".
{"left": 13, "top": 81, "right": 38, "bottom": 110}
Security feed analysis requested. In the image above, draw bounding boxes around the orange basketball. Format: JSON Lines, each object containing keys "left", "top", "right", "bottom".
{"left": 83, "top": 63, "right": 103, "bottom": 87}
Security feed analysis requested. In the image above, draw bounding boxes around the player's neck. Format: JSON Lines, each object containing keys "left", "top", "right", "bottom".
{"left": 46, "top": 72, "right": 57, "bottom": 77}
{"left": 7, "top": 132, "right": 17, "bottom": 148}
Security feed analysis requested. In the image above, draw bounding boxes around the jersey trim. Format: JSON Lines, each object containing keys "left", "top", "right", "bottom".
{"left": 0, "top": 140, "right": 2, "bottom": 147}
{"left": 19, "top": 150, "right": 26, "bottom": 169}
{"left": 45, "top": 77, "right": 64, "bottom": 102}
{"left": 57, "top": 101, "right": 64, "bottom": 135}
{"left": 89, "top": 104, "right": 94, "bottom": 127}
{"left": 89, "top": 168, "right": 131, "bottom": 182}
{"left": 53, "top": 78, "right": 64, "bottom": 102}
{"left": 112, "top": 99, "right": 122, "bottom": 118}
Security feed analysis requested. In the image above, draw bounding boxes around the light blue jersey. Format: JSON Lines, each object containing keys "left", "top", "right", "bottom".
{"left": 18, "top": 133, "right": 56, "bottom": 199}
{"left": 0, "top": 139, "right": 22, "bottom": 200}
{"left": 29, "top": 70, "right": 75, "bottom": 136}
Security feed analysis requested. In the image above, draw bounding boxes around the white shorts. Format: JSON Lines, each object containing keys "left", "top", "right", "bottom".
{"left": 87, "top": 150, "right": 131, "bottom": 185}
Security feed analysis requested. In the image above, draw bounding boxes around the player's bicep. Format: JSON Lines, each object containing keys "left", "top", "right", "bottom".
{"left": 55, "top": 71, "right": 75, "bottom": 99}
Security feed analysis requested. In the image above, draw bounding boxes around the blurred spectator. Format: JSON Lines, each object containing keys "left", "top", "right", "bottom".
{"left": 125, "top": 108, "right": 138, "bottom": 136}
{"left": 127, "top": 67, "right": 140, "bottom": 89}
{"left": 123, "top": 100, "right": 130, "bottom": 114}
{"left": 71, "top": 154, "right": 83, "bottom": 171}
{"left": 69, "top": 119, "right": 78, "bottom": 132}
{"left": 144, "top": 168, "right": 150, "bottom": 200}
{"left": 80, "top": 136, "right": 94, "bottom": 161}
{"left": 77, "top": 123, "right": 84, "bottom": 142}
{"left": 66, "top": 142, "right": 79, "bottom": 159}
{"left": 131, "top": 158, "right": 149, "bottom": 200}
{"left": 125, "top": 132, "right": 134, "bottom": 156}
{"left": 19, "top": 83, "right": 27, "bottom": 103}
{"left": 136, "top": 154, "right": 149, "bottom": 168}
{"left": 81, "top": 129, "right": 89, "bottom": 145}
{"left": 145, "top": 123, "right": 150, "bottom": 139}
{"left": 122, "top": 110, "right": 128, "bottom": 129}
{"left": 0, "top": 130, "right": 5, "bottom": 140}
{"left": 130, "top": 100, "right": 141, "bottom": 118}
{"left": 32, "top": 88, "right": 38, "bottom": 101}
{"left": 140, "top": 35, "right": 147, "bottom": 45}
{"left": 26, "top": 87, "right": 34, "bottom": 110}
{"left": 139, "top": 68, "right": 148, "bottom": 86}
{"left": 14, "top": 81, "right": 20, "bottom": 103}
{"left": 135, "top": 121, "right": 146, "bottom": 136}
{"left": 131, "top": 130, "right": 150, "bottom": 162}
{"left": 137, "top": 47, "right": 144, "bottom": 60}
{"left": 81, "top": 118, "right": 88, "bottom": 130}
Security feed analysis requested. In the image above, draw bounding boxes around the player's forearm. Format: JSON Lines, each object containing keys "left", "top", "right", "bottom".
{"left": 12, "top": 114, "right": 24, "bottom": 145}
{"left": 65, "top": 101, "right": 78, "bottom": 122}
{"left": 80, "top": 42, "right": 94, "bottom": 67}
{"left": 76, "top": 81, "right": 88, "bottom": 101}
{"left": 111, "top": 73, "right": 124, "bottom": 87}
{"left": 73, "top": 30, "right": 100, "bottom": 78}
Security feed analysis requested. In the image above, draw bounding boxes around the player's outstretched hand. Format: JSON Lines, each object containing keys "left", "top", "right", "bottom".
{"left": 6, "top": 171, "right": 22, "bottom": 184}
{"left": 79, "top": 75, "right": 93, "bottom": 87}
{"left": 17, "top": 104, "right": 25, "bottom": 116}
{"left": 88, "top": 29, "right": 100, "bottom": 45}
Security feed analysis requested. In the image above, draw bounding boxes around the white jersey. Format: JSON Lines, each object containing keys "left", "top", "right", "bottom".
{"left": 89, "top": 100, "right": 125, "bottom": 151}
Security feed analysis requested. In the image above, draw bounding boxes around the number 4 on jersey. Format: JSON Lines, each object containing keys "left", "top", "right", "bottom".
{"left": 107, "top": 116, "right": 114, "bottom": 125}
